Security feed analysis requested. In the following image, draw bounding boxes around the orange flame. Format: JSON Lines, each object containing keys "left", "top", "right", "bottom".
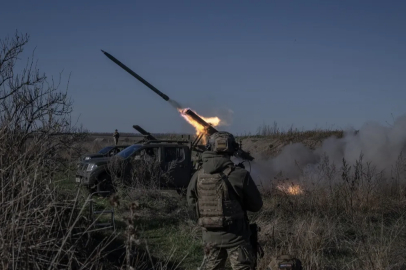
{"left": 276, "top": 183, "right": 303, "bottom": 195}
{"left": 178, "top": 108, "right": 221, "bottom": 136}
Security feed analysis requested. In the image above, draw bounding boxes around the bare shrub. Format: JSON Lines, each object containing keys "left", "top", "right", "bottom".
{"left": 108, "top": 155, "right": 176, "bottom": 192}
{"left": 0, "top": 31, "right": 118, "bottom": 269}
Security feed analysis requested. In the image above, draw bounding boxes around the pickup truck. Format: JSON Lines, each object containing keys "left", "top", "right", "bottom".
{"left": 75, "top": 139, "right": 197, "bottom": 195}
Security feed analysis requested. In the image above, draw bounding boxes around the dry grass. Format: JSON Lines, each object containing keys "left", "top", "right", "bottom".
{"left": 254, "top": 154, "right": 406, "bottom": 270}
{"left": 101, "top": 143, "right": 406, "bottom": 270}
{"left": 0, "top": 31, "right": 120, "bottom": 269}
{"left": 79, "top": 129, "right": 406, "bottom": 269}
{"left": 5, "top": 133, "right": 405, "bottom": 269}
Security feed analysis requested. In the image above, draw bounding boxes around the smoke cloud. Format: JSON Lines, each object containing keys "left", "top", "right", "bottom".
{"left": 250, "top": 114, "right": 406, "bottom": 183}
{"left": 214, "top": 108, "right": 234, "bottom": 127}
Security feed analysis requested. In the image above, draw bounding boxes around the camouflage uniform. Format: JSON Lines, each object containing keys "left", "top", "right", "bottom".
{"left": 200, "top": 242, "right": 256, "bottom": 270}
{"left": 113, "top": 130, "right": 119, "bottom": 145}
{"left": 187, "top": 151, "right": 263, "bottom": 270}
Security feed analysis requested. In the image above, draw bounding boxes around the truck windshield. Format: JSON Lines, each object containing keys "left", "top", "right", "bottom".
{"left": 98, "top": 146, "right": 114, "bottom": 154}
{"left": 116, "top": 145, "right": 142, "bottom": 159}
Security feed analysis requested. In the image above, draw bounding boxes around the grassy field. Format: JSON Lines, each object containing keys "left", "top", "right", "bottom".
{"left": 59, "top": 131, "right": 406, "bottom": 270}
{"left": 2, "top": 128, "right": 405, "bottom": 269}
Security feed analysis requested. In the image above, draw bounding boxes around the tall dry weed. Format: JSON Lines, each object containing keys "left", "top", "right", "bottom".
{"left": 0, "top": 31, "right": 118, "bottom": 269}
{"left": 256, "top": 154, "right": 406, "bottom": 270}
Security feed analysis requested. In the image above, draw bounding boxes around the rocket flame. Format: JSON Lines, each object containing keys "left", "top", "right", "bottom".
{"left": 178, "top": 108, "right": 221, "bottom": 136}
{"left": 276, "top": 183, "right": 303, "bottom": 195}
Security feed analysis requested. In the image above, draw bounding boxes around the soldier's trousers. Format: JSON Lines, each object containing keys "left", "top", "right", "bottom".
{"left": 114, "top": 137, "right": 118, "bottom": 145}
{"left": 199, "top": 242, "right": 255, "bottom": 270}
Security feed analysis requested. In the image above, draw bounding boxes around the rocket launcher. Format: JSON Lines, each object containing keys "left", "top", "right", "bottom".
{"left": 183, "top": 109, "right": 254, "bottom": 161}
{"left": 132, "top": 125, "right": 157, "bottom": 141}
{"left": 101, "top": 50, "right": 254, "bottom": 162}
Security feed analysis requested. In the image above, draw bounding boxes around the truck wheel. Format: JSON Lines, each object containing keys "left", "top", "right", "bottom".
{"left": 96, "top": 175, "right": 114, "bottom": 197}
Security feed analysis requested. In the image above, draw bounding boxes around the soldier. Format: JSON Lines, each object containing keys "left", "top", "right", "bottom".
{"left": 187, "top": 132, "right": 263, "bottom": 270}
{"left": 113, "top": 129, "right": 120, "bottom": 145}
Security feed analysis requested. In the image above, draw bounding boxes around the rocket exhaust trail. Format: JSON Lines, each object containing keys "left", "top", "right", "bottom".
{"left": 168, "top": 99, "right": 182, "bottom": 109}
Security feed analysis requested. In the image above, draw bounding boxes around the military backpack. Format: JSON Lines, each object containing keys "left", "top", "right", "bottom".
{"left": 196, "top": 166, "right": 245, "bottom": 229}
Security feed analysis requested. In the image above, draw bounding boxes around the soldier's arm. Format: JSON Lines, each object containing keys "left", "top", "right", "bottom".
{"left": 242, "top": 172, "right": 263, "bottom": 212}
{"left": 186, "top": 172, "right": 198, "bottom": 207}
{"left": 186, "top": 172, "right": 199, "bottom": 220}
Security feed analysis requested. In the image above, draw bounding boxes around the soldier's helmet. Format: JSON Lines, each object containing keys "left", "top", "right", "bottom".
{"left": 206, "top": 131, "right": 239, "bottom": 154}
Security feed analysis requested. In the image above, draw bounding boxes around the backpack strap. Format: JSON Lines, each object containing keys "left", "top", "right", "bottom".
{"left": 222, "top": 166, "right": 234, "bottom": 177}
{"left": 222, "top": 165, "right": 249, "bottom": 219}
{"left": 220, "top": 165, "right": 235, "bottom": 200}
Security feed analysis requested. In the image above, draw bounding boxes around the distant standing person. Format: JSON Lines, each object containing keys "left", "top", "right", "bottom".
{"left": 113, "top": 129, "right": 120, "bottom": 145}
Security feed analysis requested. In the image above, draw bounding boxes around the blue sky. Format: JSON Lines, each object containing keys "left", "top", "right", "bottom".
{"left": 1, "top": 0, "right": 405, "bottom": 135}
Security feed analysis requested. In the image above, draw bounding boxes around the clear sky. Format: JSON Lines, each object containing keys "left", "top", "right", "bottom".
{"left": 1, "top": 0, "right": 405, "bottom": 135}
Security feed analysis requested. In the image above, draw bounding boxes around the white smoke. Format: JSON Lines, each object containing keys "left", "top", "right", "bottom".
{"left": 215, "top": 108, "right": 234, "bottom": 127}
{"left": 250, "top": 114, "right": 406, "bottom": 183}
{"left": 317, "top": 114, "right": 406, "bottom": 172}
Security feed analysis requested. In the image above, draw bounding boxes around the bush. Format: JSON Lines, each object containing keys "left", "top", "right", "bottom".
{"left": 0, "top": 31, "right": 116, "bottom": 269}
